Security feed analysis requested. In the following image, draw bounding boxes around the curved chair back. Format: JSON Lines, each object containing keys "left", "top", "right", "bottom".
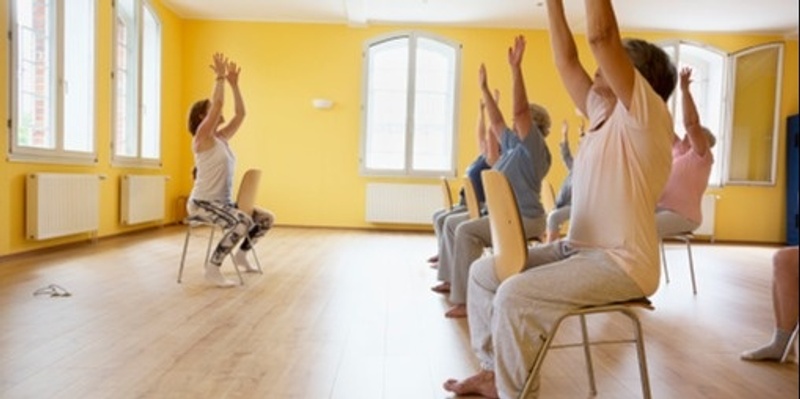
{"left": 482, "top": 170, "right": 527, "bottom": 282}
{"left": 440, "top": 176, "right": 454, "bottom": 210}
{"left": 236, "top": 169, "right": 262, "bottom": 214}
{"left": 463, "top": 177, "right": 481, "bottom": 220}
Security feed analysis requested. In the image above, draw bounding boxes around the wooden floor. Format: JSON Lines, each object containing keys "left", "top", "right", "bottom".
{"left": 0, "top": 226, "right": 797, "bottom": 399}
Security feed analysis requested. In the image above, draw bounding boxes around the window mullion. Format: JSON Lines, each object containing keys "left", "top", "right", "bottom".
{"left": 405, "top": 34, "right": 417, "bottom": 175}
{"left": 54, "top": 0, "right": 65, "bottom": 154}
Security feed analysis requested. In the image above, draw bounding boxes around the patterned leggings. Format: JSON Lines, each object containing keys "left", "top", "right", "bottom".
{"left": 189, "top": 199, "right": 275, "bottom": 266}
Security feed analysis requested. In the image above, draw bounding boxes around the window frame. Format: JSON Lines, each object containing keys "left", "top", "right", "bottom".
{"left": 359, "top": 31, "right": 461, "bottom": 178}
{"left": 659, "top": 40, "right": 784, "bottom": 187}
{"left": 8, "top": 0, "right": 97, "bottom": 165}
{"left": 111, "top": 0, "right": 162, "bottom": 168}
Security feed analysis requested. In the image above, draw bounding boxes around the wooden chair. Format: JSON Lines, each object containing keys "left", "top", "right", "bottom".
{"left": 440, "top": 176, "right": 454, "bottom": 211}
{"left": 482, "top": 170, "right": 527, "bottom": 282}
{"left": 659, "top": 232, "right": 698, "bottom": 294}
{"left": 481, "top": 170, "right": 654, "bottom": 399}
{"left": 177, "top": 169, "right": 264, "bottom": 285}
{"left": 463, "top": 177, "right": 481, "bottom": 220}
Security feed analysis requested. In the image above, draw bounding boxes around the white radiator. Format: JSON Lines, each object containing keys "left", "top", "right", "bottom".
{"left": 26, "top": 173, "right": 100, "bottom": 240}
{"left": 696, "top": 194, "right": 718, "bottom": 239}
{"left": 121, "top": 175, "right": 166, "bottom": 225}
{"left": 365, "top": 183, "right": 441, "bottom": 224}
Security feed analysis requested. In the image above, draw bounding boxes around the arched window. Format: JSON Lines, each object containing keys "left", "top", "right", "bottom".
{"left": 361, "top": 32, "right": 461, "bottom": 177}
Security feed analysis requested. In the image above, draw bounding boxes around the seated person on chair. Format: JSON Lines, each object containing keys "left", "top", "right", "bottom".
{"left": 443, "top": 1, "right": 676, "bottom": 397}
{"left": 741, "top": 246, "right": 799, "bottom": 363}
{"left": 655, "top": 67, "right": 715, "bottom": 238}
{"left": 430, "top": 92, "right": 501, "bottom": 270}
{"left": 437, "top": 39, "right": 552, "bottom": 319}
{"left": 545, "top": 119, "right": 584, "bottom": 243}
{"left": 187, "top": 53, "right": 275, "bottom": 288}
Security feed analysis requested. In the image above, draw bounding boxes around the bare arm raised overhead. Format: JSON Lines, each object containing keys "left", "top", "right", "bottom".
{"left": 193, "top": 52, "right": 228, "bottom": 152}
{"left": 479, "top": 63, "right": 507, "bottom": 144}
{"left": 545, "top": 0, "right": 593, "bottom": 115}
{"left": 479, "top": 90, "right": 502, "bottom": 166}
{"left": 583, "top": 0, "right": 637, "bottom": 109}
{"left": 217, "top": 60, "right": 246, "bottom": 141}
{"left": 509, "top": 35, "right": 533, "bottom": 140}
{"left": 679, "top": 67, "right": 711, "bottom": 156}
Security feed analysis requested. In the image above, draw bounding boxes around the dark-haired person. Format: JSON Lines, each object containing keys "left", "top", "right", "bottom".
{"left": 187, "top": 53, "right": 274, "bottom": 287}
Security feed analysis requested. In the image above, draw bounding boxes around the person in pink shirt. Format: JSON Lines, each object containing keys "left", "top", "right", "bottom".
{"left": 656, "top": 67, "right": 716, "bottom": 237}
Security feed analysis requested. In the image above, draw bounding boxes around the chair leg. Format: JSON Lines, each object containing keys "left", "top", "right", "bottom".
{"left": 228, "top": 251, "right": 245, "bottom": 286}
{"left": 781, "top": 323, "right": 800, "bottom": 363}
{"left": 578, "top": 314, "right": 598, "bottom": 395}
{"left": 178, "top": 225, "right": 193, "bottom": 283}
{"left": 684, "top": 237, "right": 697, "bottom": 295}
{"left": 246, "top": 236, "right": 264, "bottom": 274}
{"left": 660, "top": 239, "right": 671, "bottom": 283}
{"left": 620, "top": 308, "right": 652, "bottom": 399}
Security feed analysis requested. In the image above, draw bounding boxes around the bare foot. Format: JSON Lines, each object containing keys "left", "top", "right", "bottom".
{"left": 443, "top": 369, "right": 499, "bottom": 398}
{"left": 427, "top": 254, "right": 439, "bottom": 263}
{"left": 445, "top": 304, "right": 467, "bottom": 318}
{"left": 431, "top": 282, "right": 451, "bottom": 294}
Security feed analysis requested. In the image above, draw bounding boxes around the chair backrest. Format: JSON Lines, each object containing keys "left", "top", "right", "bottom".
{"left": 482, "top": 170, "right": 528, "bottom": 282}
{"left": 236, "top": 169, "right": 262, "bottom": 214}
{"left": 541, "top": 179, "right": 557, "bottom": 214}
{"left": 463, "top": 177, "right": 481, "bottom": 220}
{"left": 440, "top": 176, "right": 454, "bottom": 210}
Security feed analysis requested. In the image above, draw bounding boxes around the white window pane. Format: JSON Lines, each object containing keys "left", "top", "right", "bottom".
{"left": 412, "top": 38, "right": 455, "bottom": 172}
{"left": 114, "top": 7, "right": 139, "bottom": 158}
{"left": 365, "top": 38, "right": 409, "bottom": 170}
{"left": 63, "top": 0, "right": 94, "bottom": 153}
{"left": 141, "top": 5, "right": 161, "bottom": 160}
{"left": 15, "top": 0, "right": 55, "bottom": 150}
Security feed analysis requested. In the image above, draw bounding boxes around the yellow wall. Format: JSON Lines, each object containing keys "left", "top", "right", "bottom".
{"left": 0, "top": 0, "right": 185, "bottom": 256}
{"left": 1, "top": 0, "right": 797, "bottom": 257}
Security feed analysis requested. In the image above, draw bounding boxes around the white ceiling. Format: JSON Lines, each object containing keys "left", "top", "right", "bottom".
{"left": 160, "top": 0, "right": 799, "bottom": 36}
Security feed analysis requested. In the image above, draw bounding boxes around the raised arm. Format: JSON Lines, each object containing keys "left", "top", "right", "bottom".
{"left": 509, "top": 35, "right": 532, "bottom": 140}
{"left": 679, "top": 67, "right": 710, "bottom": 156}
{"left": 584, "top": 0, "right": 637, "bottom": 109}
{"left": 194, "top": 52, "right": 228, "bottom": 151}
{"left": 485, "top": 89, "right": 501, "bottom": 166}
{"left": 479, "top": 63, "right": 508, "bottom": 143}
{"left": 217, "top": 60, "right": 246, "bottom": 140}
{"left": 477, "top": 98, "right": 488, "bottom": 157}
{"left": 545, "top": 0, "right": 593, "bottom": 115}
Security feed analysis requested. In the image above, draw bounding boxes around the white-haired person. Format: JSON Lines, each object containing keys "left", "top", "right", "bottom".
{"left": 187, "top": 53, "right": 275, "bottom": 287}
{"left": 438, "top": 36, "right": 552, "bottom": 318}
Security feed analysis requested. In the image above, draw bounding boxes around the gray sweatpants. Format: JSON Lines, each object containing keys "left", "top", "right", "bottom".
{"left": 467, "top": 241, "right": 645, "bottom": 399}
{"left": 546, "top": 205, "right": 571, "bottom": 234}
{"left": 441, "top": 212, "right": 545, "bottom": 304}
{"left": 433, "top": 205, "right": 467, "bottom": 263}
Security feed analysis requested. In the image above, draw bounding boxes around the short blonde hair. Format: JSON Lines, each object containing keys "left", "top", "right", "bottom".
{"left": 529, "top": 103, "right": 551, "bottom": 137}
